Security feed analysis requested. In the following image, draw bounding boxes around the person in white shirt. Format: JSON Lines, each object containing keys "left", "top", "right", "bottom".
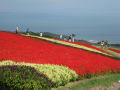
{"left": 16, "top": 27, "right": 19, "bottom": 34}
{"left": 40, "top": 32, "right": 43, "bottom": 37}
{"left": 59, "top": 34, "right": 63, "bottom": 40}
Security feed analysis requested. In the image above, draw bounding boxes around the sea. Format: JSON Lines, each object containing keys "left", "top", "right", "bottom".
{"left": 0, "top": 12, "right": 120, "bottom": 44}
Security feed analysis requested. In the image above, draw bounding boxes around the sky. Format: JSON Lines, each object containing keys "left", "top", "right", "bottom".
{"left": 0, "top": 0, "right": 120, "bottom": 43}
{"left": 0, "top": 0, "right": 120, "bottom": 15}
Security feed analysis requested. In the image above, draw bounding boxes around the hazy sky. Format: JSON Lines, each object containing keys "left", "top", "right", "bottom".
{"left": 0, "top": 0, "right": 120, "bottom": 15}
{"left": 0, "top": 0, "right": 120, "bottom": 43}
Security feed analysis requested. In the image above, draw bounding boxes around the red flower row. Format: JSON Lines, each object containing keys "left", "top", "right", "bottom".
{"left": 108, "top": 48, "right": 120, "bottom": 53}
{"left": 0, "top": 31, "right": 120, "bottom": 76}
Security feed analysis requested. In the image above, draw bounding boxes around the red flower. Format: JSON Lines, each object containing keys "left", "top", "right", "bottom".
{"left": 0, "top": 31, "right": 120, "bottom": 76}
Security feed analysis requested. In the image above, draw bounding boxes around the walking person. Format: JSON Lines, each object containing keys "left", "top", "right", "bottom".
{"left": 101, "top": 40, "right": 105, "bottom": 49}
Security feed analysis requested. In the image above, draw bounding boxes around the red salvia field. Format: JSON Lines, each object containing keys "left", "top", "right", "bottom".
{"left": 56, "top": 39, "right": 110, "bottom": 55}
{"left": 0, "top": 31, "right": 120, "bottom": 76}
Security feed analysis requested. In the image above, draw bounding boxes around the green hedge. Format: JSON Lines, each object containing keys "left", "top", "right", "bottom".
{"left": 0, "top": 65, "right": 53, "bottom": 90}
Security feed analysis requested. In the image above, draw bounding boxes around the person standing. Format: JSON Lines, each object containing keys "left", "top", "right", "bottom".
{"left": 71, "top": 34, "right": 75, "bottom": 42}
{"left": 26, "top": 28, "right": 30, "bottom": 35}
{"left": 105, "top": 40, "right": 108, "bottom": 48}
{"left": 68, "top": 35, "right": 71, "bottom": 42}
{"left": 40, "top": 32, "right": 43, "bottom": 37}
{"left": 101, "top": 40, "right": 105, "bottom": 49}
{"left": 59, "top": 34, "right": 63, "bottom": 40}
{"left": 16, "top": 27, "right": 19, "bottom": 34}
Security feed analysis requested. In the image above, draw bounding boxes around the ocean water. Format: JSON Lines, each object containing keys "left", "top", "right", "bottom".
{"left": 0, "top": 13, "right": 120, "bottom": 44}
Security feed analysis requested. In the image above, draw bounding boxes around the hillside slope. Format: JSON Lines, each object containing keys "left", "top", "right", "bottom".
{"left": 0, "top": 31, "right": 120, "bottom": 76}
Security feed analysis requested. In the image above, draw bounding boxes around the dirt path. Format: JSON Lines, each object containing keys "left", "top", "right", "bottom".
{"left": 51, "top": 79, "right": 120, "bottom": 90}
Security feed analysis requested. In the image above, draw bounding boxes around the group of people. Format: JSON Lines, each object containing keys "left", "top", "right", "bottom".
{"left": 100, "top": 40, "right": 108, "bottom": 49}
{"left": 16, "top": 27, "right": 108, "bottom": 49}
{"left": 59, "top": 34, "right": 75, "bottom": 42}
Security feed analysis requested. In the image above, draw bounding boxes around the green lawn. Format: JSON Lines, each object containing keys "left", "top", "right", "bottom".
{"left": 56, "top": 73, "right": 120, "bottom": 90}
{"left": 118, "top": 88, "right": 120, "bottom": 90}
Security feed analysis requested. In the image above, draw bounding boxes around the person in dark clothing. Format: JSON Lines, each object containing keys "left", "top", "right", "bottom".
{"left": 105, "top": 40, "right": 108, "bottom": 48}
{"left": 68, "top": 35, "right": 71, "bottom": 42}
{"left": 71, "top": 34, "right": 75, "bottom": 42}
{"left": 101, "top": 40, "right": 105, "bottom": 49}
{"left": 26, "top": 28, "right": 30, "bottom": 35}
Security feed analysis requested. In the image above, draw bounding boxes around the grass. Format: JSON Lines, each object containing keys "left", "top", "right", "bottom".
{"left": 109, "top": 46, "right": 120, "bottom": 50}
{"left": 56, "top": 73, "right": 120, "bottom": 90}
{"left": 118, "top": 88, "right": 120, "bottom": 90}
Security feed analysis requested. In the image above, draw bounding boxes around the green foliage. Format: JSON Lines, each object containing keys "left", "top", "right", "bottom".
{"left": 0, "top": 60, "right": 78, "bottom": 87}
{"left": 85, "top": 73, "right": 92, "bottom": 79}
{"left": 118, "top": 88, "right": 120, "bottom": 90}
{"left": 0, "top": 65, "right": 53, "bottom": 90}
{"left": 94, "top": 73, "right": 98, "bottom": 77}
{"left": 30, "top": 32, "right": 40, "bottom": 36}
{"left": 43, "top": 32, "right": 59, "bottom": 39}
{"left": 117, "top": 70, "right": 120, "bottom": 73}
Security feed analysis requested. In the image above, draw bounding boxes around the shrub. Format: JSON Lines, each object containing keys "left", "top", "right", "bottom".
{"left": 0, "top": 60, "right": 79, "bottom": 87}
{"left": 32, "top": 64, "right": 78, "bottom": 87}
{"left": 85, "top": 73, "right": 92, "bottom": 79}
{"left": 0, "top": 65, "right": 53, "bottom": 90}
